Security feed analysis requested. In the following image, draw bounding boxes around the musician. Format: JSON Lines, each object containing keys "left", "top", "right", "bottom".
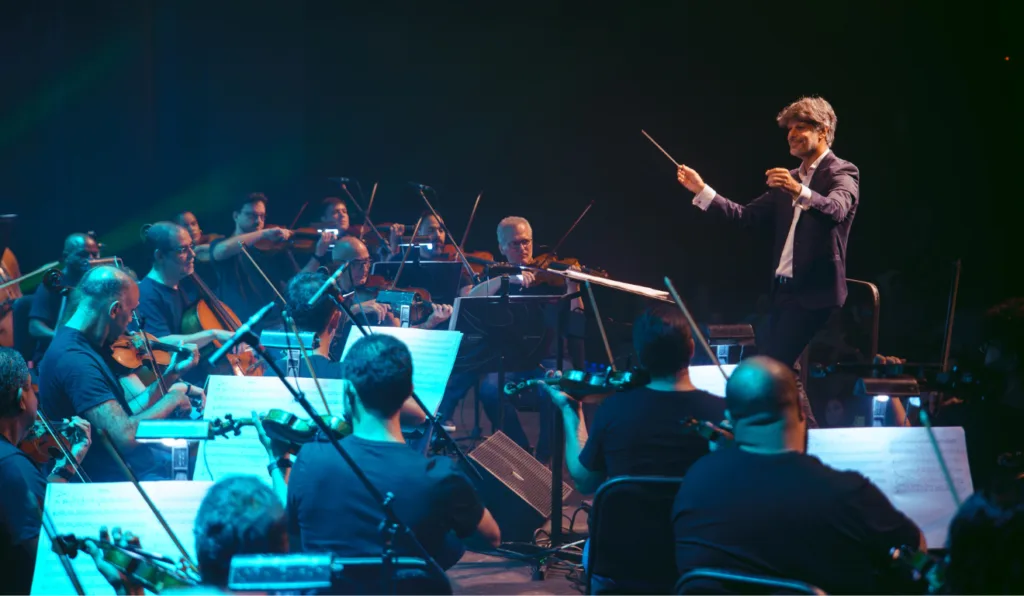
{"left": 84, "top": 475, "right": 289, "bottom": 594}
{"left": 332, "top": 236, "right": 453, "bottom": 329}
{"left": 288, "top": 334, "right": 500, "bottom": 570}
{"left": 38, "top": 266, "right": 202, "bottom": 482}
{"left": 943, "top": 489, "right": 1024, "bottom": 594}
{"left": 209, "top": 193, "right": 334, "bottom": 331}
{"left": 28, "top": 232, "right": 99, "bottom": 365}
{"left": 175, "top": 210, "right": 218, "bottom": 286}
{"left": 0, "top": 348, "right": 92, "bottom": 594}
{"left": 672, "top": 356, "right": 923, "bottom": 594}
{"left": 319, "top": 196, "right": 350, "bottom": 235}
{"left": 389, "top": 213, "right": 475, "bottom": 297}
{"left": 677, "top": 96, "right": 860, "bottom": 426}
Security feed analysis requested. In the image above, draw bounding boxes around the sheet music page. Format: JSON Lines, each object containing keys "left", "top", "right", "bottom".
{"left": 689, "top": 364, "right": 736, "bottom": 397}
{"left": 339, "top": 326, "right": 462, "bottom": 416}
{"left": 808, "top": 426, "right": 973, "bottom": 547}
{"left": 194, "top": 375, "right": 349, "bottom": 482}
{"left": 559, "top": 269, "right": 671, "bottom": 301}
{"left": 31, "top": 481, "right": 212, "bottom": 595}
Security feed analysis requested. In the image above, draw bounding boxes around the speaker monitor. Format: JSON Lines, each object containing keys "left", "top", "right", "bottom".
{"left": 467, "top": 431, "right": 574, "bottom": 543}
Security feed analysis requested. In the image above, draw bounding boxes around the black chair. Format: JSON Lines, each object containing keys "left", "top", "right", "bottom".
{"left": 676, "top": 568, "right": 826, "bottom": 595}
{"left": 586, "top": 475, "right": 684, "bottom": 594}
{"left": 12, "top": 295, "right": 35, "bottom": 363}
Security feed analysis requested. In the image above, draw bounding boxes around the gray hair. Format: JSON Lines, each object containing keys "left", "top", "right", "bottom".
{"left": 776, "top": 96, "right": 837, "bottom": 146}
{"left": 496, "top": 216, "right": 532, "bottom": 244}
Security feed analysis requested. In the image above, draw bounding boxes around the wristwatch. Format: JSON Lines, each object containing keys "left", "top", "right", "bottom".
{"left": 267, "top": 458, "right": 293, "bottom": 474}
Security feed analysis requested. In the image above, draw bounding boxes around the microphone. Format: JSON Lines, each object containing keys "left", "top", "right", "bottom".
{"left": 308, "top": 262, "right": 350, "bottom": 306}
{"left": 408, "top": 182, "right": 433, "bottom": 191}
{"left": 208, "top": 302, "right": 276, "bottom": 367}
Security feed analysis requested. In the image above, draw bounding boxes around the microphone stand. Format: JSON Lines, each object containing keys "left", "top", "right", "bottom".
{"left": 222, "top": 323, "right": 448, "bottom": 593}
{"left": 336, "top": 180, "right": 393, "bottom": 254}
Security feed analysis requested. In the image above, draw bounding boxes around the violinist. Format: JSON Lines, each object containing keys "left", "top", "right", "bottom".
{"left": 288, "top": 334, "right": 500, "bottom": 570}
{"left": 175, "top": 211, "right": 219, "bottom": 285}
{"left": 0, "top": 348, "right": 92, "bottom": 594}
{"left": 28, "top": 232, "right": 99, "bottom": 365}
{"left": 318, "top": 196, "right": 351, "bottom": 235}
{"left": 388, "top": 213, "right": 475, "bottom": 296}
{"left": 38, "top": 266, "right": 202, "bottom": 482}
{"left": 672, "top": 356, "right": 923, "bottom": 594}
{"left": 209, "top": 193, "right": 334, "bottom": 332}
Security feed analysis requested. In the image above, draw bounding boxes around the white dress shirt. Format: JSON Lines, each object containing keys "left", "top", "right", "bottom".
{"left": 692, "top": 149, "right": 830, "bottom": 279}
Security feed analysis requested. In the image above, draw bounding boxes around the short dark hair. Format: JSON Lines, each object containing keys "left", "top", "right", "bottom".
{"left": 322, "top": 197, "right": 346, "bottom": 210}
{"left": 286, "top": 272, "right": 336, "bottom": 334}
{"left": 342, "top": 335, "right": 413, "bottom": 418}
{"left": 0, "top": 348, "right": 29, "bottom": 418}
{"left": 983, "top": 297, "right": 1024, "bottom": 361}
{"left": 237, "top": 192, "right": 268, "bottom": 213}
{"left": 632, "top": 306, "right": 694, "bottom": 377}
{"left": 947, "top": 490, "right": 1024, "bottom": 593}
{"left": 140, "top": 221, "right": 187, "bottom": 255}
{"left": 193, "top": 476, "right": 288, "bottom": 588}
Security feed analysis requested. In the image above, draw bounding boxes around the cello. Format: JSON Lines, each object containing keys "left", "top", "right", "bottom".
{"left": 180, "top": 272, "right": 264, "bottom": 376}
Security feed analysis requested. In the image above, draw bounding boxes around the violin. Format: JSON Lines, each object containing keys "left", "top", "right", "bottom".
{"left": 109, "top": 331, "right": 193, "bottom": 370}
{"left": 19, "top": 419, "right": 84, "bottom": 465}
{"left": 181, "top": 272, "right": 264, "bottom": 376}
{"left": 681, "top": 417, "right": 735, "bottom": 447}
{"left": 439, "top": 245, "right": 494, "bottom": 276}
{"left": 53, "top": 532, "right": 200, "bottom": 593}
{"left": 351, "top": 275, "right": 435, "bottom": 327}
{"left": 531, "top": 252, "right": 609, "bottom": 285}
{"left": 251, "top": 224, "right": 325, "bottom": 254}
{"left": 890, "top": 545, "right": 947, "bottom": 593}
{"left": 211, "top": 409, "right": 352, "bottom": 454}
{"left": 504, "top": 367, "right": 650, "bottom": 402}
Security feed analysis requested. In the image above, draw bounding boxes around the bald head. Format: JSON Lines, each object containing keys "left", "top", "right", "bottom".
{"left": 72, "top": 266, "right": 139, "bottom": 339}
{"left": 76, "top": 266, "right": 136, "bottom": 308}
{"left": 332, "top": 236, "right": 369, "bottom": 263}
{"left": 725, "top": 356, "right": 800, "bottom": 427}
{"left": 62, "top": 233, "right": 100, "bottom": 279}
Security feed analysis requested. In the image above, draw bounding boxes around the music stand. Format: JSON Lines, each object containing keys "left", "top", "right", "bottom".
{"left": 372, "top": 260, "right": 466, "bottom": 305}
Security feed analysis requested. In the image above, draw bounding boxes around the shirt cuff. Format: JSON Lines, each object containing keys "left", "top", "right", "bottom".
{"left": 691, "top": 184, "right": 716, "bottom": 211}
{"left": 794, "top": 184, "right": 813, "bottom": 210}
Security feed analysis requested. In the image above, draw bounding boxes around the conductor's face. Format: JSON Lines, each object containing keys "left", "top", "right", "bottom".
{"left": 787, "top": 121, "right": 827, "bottom": 159}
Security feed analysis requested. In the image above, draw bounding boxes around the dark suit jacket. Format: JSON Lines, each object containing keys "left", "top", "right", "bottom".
{"left": 706, "top": 151, "right": 859, "bottom": 308}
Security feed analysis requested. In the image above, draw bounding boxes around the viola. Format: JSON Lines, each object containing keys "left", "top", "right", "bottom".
{"left": 19, "top": 419, "right": 84, "bottom": 466}
{"left": 211, "top": 409, "right": 352, "bottom": 454}
{"left": 504, "top": 367, "right": 650, "bottom": 402}
{"left": 181, "top": 272, "right": 264, "bottom": 376}
{"left": 53, "top": 533, "right": 200, "bottom": 593}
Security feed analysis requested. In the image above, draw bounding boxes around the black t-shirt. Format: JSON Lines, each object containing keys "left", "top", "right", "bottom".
{"left": 38, "top": 327, "right": 165, "bottom": 482}
{"left": 580, "top": 387, "right": 726, "bottom": 479}
{"left": 209, "top": 238, "right": 293, "bottom": 332}
{"left": 28, "top": 283, "right": 64, "bottom": 364}
{"left": 673, "top": 448, "right": 922, "bottom": 594}
{"left": 136, "top": 276, "right": 196, "bottom": 338}
{"left": 288, "top": 435, "right": 484, "bottom": 567}
{"left": 0, "top": 436, "right": 46, "bottom": 595}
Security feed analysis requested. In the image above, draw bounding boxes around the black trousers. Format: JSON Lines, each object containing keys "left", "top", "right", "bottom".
{"left": 759, "top": 281, "right": 838, "bottom": 427}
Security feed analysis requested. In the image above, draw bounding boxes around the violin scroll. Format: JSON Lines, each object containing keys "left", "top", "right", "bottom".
{"left": 504, "top": 367, "right": 650, "bottom": 399}
{"left": 56, "top": 528, "right": 200, "bottom": 594}
{"left": 211, "top": 409, "right": 352, "bottom": 455}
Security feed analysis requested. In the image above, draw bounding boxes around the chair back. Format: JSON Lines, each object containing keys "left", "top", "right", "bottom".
{"left": 676, "top": 568, "right": 826, "bottom": 595}
{"left": 587, "top": 475, "right": 684, "bottom": 594}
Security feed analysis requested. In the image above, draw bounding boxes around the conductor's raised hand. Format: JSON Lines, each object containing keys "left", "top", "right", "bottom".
{"left": 676, "top": 164, "right": 705, "bottom": 194}
{"left": 765, "top": 168, "right": 801, "bottom": 197}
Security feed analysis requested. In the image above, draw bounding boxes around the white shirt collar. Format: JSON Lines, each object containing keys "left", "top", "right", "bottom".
{"left": 799, "top": 148, "right": 831, "bottom": 180}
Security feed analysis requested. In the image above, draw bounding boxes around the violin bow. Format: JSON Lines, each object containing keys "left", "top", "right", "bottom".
{"left": 288, "top": 201, "right": 309, "bottom": 231}
{"left": 664, "top": 276, "right": 730, "bottom": 382}
{"left": 388, "top": 214, "right": 426, "bottom": 292}
{"left": 237, "top": 244, "right": 332, "bottom": 415}
{"left": 0, "top": 260, "right": 60, "bottom": 292}
{"left": 415, "top": 188, "right": 479, "bottom": 284}
{"left": 337, "top": 181, "right": 392, "bottom": 253}
{"left": 97, "top": 429, "right": 201, "bottom": 575}
{"left": 38, "top": 501, "right": 86, "bottom": 595}
{"left": 918, "top": 410, "right": 963, "bottom": 507}
{"left": 357, "top": 182, "right": 379, "bottom": 244}
{"left": 34, "top": 409, "right": 91, "bottom": 483}
{"left": 458, "top": 192, "right": 483, "bottom": 252}
{"left": 131, "top": 312, "right": 171, "bottom": 397}
{"left": 550, "top": 200, "right": 594, "bottom": 258}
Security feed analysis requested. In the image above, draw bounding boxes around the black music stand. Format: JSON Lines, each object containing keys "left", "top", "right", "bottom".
{"left": 372, "top": 260, "right": 466, "bottom": 305}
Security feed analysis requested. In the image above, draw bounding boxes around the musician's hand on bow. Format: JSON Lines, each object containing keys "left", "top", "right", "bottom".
{"left": 67, "top": 416, "right": 91, "bottom": 464}
{"left": 534, "top": 371, "right": 578, "bottom": 412}
{"left": 388, "top": 224, "right": 406, "bottom": 254}
{"left": 163, "top": 384, "right": 194, "bottom": 418}
{"left": 512, "top": 271, "right": 536, "bottom": 288}
{"left": 209, "top": 329, "right": 235, "bottom": 344}
{"left": 765, "top": 168, "right": 801, "bottom": 197}
{"left": 262, "top": 227, "right": 292, "bottom": 243}
{"left": 677, "top": 164, "right": 706, "bottom": 194}
{"left": 424, "top": 303, "right": 453, "bottom": 328}
{"left": 314, "top": 231, "right": 338, "bottom": 257}
{"left": 167, "top": 342, "right": 200, "bottom": 375}
{"left": 85, "top": 527, "right": 145, "bottom": 596}
{"left": 171, "top": 381, "right": 206, "bottom": 412}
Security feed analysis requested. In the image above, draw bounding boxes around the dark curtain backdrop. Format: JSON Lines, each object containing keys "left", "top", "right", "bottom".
{"left": 1, "top": 0, "right": 1019, "bottom": 359}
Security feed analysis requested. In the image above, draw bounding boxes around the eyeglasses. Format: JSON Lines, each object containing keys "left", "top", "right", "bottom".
{"left": 505, "top": 238, "right": 532, "bottom": 249}
{"left": 171, "top": 244, "right": 196, "bottom": 256}
{"left": 348, "top": 259, "right": 371, "bottom": 268}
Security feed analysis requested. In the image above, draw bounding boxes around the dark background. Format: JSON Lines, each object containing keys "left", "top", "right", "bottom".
{"left": 1, "top": 0, "right": 1019, "bottom": 360}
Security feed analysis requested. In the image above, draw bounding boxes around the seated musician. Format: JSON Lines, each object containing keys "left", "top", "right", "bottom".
{"left": 388, "top": 213, "right": 475, "bottom": 297}
{"left": 209, "top": 193, "right": 334, "bottom": 331}
{"left": 0, "top": 348, "right": 92, "bottom": 594}
{"left": 672, "top": 356, "right": 924, "bottom": 594}
{"left": 331, "top": 236, "right": 453, "bottom": 330}
{"left": 28, "top": 232, "right": 99, "bottom": 366}
{"left": 288, "top": 334, "right": 500, "bottom": 570}
{"left": 464, "top": 216, "right": 581, "bottom": 463}
{"left": 942, "top": 488, "right": 1024, "bottom": 594}
{"left": 85, "top": 475, "right": 289, "bottom": 595}
{"left": 318, "top": 196, "right": 350, "bottom": 235}
{"left": 175, "top": 210, "right": 219, "bottom": 285}
{"left": 38, "top": 266, "right": 204, "bottom": 482}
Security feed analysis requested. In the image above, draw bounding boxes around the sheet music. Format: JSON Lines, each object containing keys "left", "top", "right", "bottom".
{"left": 808, "top": 426, "right": 973, "bottom": 547}
{"left": 689, "top": 364, "right": 736, "bottom": 397}
{"left": 339, "top": 326, "right": 462, "bottom": 416}
{"left": 194, "top": 375, "right": 349, "bottom": 482}
{"left": 32, "top": 481, "right": 212, "bottom": 595}
{"left": 558, "top": 269, "right": 672, "bottom": 301}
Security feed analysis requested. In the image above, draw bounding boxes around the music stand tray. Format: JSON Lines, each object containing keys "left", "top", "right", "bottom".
{"left": 371, "top": 261, "right": 465, "bottom": 305}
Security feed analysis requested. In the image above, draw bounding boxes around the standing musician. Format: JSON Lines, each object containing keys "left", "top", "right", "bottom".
{"left": 675, "top": 96, "right": 859, "bottom": 426}
{"left": 28, "top": 233, "right": 100, "bottom": 366}
{"left": 38, "top": 266, "right": 203, "bottom": 482}
{"left": 209, "top": 193, "right": 334, "bottom": 332}
{"left": 331, "top": 236, "right": 454, "bottom": 330}
{"left": 0, "top": 348, "right": 92, "bottom": 594}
